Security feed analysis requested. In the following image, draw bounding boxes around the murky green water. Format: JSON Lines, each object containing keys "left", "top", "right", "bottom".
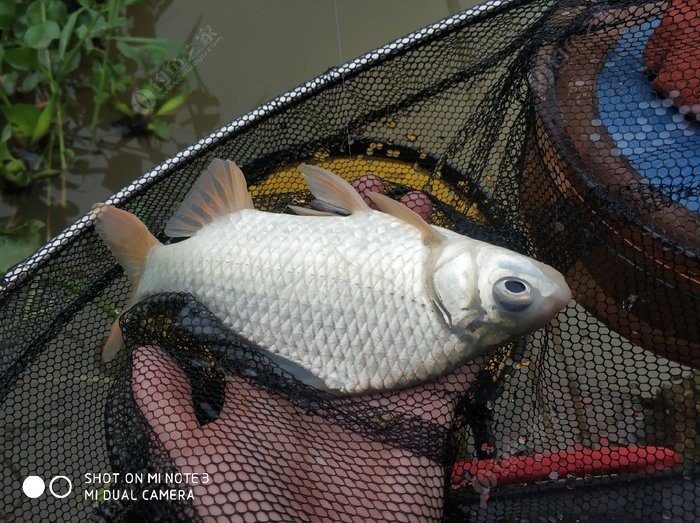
{"left": 0, "top": 0, "right": 481, "bottom": 247}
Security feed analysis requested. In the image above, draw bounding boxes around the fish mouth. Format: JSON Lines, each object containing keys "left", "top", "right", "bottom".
{"left": 536, "top": 261, "right": 573, "bottom": 312}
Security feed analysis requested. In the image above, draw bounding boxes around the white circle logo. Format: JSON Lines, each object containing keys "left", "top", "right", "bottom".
{"left": 22, "top": 476, "right": 45, "bottom": 498}
{"left": 48, "top": 476, "right": 73, "bottom": 499}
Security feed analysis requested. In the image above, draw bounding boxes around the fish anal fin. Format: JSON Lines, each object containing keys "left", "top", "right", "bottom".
{"left": 165, "top": 158, "right": 254, "bottom": 237}
{"left": 298, "top": 164, "right": 369, "bottom": 215}
{"left": 103, "top": 320, "right": 125, "bottom": 362}
{"left": 367, "top": 192, "right": 443, "bottom": 245}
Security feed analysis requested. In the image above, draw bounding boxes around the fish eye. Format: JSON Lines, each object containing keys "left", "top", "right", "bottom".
{"left": 504, "top": 279, "right": 527, "bottom": 293}
{"left": 493, "top": 277, "right": 533, "bottom": 312}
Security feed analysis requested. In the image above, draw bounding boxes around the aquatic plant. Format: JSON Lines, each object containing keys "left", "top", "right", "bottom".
{"left": 0, "top": 0, "right": 187, "bottom": 188}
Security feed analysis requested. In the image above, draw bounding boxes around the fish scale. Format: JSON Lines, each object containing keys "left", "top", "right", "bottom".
{"left": 136, "top": 210, "right": 456, "bottom": 393}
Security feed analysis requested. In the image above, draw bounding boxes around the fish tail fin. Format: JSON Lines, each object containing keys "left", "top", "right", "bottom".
{"left": 92, "top": 203, "right": 161, "bottom": 362}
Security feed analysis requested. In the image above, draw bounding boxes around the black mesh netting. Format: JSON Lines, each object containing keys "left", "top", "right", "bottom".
{"left": 1, "top": 0, "right": 699, "bottom": 521}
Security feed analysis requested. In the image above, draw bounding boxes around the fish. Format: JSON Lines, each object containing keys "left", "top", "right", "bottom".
{"left": 93, "top": 159, "right": 571, "bottom": 395}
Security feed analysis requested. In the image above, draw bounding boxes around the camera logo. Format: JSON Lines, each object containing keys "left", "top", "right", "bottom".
{"left": 22, "top": 476, "right": 73, "bottom": 499}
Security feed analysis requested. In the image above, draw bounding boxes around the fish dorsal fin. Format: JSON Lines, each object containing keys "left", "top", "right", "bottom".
{"left": 287, "top": 205, "right": 334, "bottom": 216}
{"left": 298, "top": 164, "right": 369, "bottom": 214}
{"left": 165, "top": 158, "right": 254, "bottom": 237}
{"left": 367, "top": 192, "right": 443, "bottom": 245}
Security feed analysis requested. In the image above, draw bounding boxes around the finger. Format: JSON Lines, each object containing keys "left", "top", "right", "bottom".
{"left": 216, "top": 373, "right": 274, "bottom": 424}
{"left": 132, "top": 345, "right": 200, "bottom": 449}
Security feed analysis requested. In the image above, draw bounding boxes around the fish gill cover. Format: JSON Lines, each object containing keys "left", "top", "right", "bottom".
{"left": 0, "top": 0, "right": 698, "bottom": 521}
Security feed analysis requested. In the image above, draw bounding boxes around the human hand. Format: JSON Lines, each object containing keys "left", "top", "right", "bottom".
{"left": 132, "top": 345, "right": 486, "bottom": 522}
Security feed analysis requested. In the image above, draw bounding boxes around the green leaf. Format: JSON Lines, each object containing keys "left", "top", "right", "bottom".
{"left": 0, "top": 71, "right": 18, "bottom": 95}
{"left": 19, "top": 71, "right": 41, "bottom": 93}
{"left": 4, "top": 48, "right": 39, "bottom": 71}
{"left": 111, "top": 98, "right": 133, "bottom": 116}
{"left": 36, "top": 46, "right": 51, "bottom": 70}
{"left": 75, "top": 20, "right": 89, "bottom": 41}
{"left": 148, "top": 118, "right": 170, "bottom": 140}
{"left": 115, "top": 40, "right": 144, "bottom": 65}
{"left": 112, "top": 72, "right": 132, "bottom": 94}
{"left": 31, "top": 97, "right": 55, "bottom": 145}
{"left": 1, "top": 103, "right": 42, "bottom": 142}
{"left": 0, "top": 2, "right": 17, "bottom": 30}
{"left": 90, "top": 59, "right": 104, "bottom": 91}
{"left": 1, "top": 159, "right": 29, "bottom": 187}
{"left": 24, "top": 20, "right": 61, "bottom": 49}
{"left": 0, "top": 141, "right": 13, "bottom": 162}
{"left": 32, "top": 167, "right": 61, "bottom": 179}
{"left": 59, "top": 7, "right": 83, "bottom": 59}
{"left": 0, "top": 219, "right": 45, "bottom": 274}
{"left": 46, "top": 0, "right": 67, "bottom": 24}
{"left": 106, "top": 16, "right": 129, "bottom": 30}
{"left": 155, "top": 89, "right": 188, "bottom": 116}
{"left": 90, "top": 14, "right": 108, "bottom": 37}
{"left": 94, "top": 91, "right": 109, "bottom": 105}
{"left": 57, "top": 48, "right": 81, "bottom": 77}
{"left": 25, "top": 1, "right": 44, "bottom": 26}
{"left": 0, "top": 124, "right": 11, "bottom": 144}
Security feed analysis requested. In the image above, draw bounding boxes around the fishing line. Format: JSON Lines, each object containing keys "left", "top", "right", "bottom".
{"left": 333, "top": 0, "right": 352, "bottom": 158}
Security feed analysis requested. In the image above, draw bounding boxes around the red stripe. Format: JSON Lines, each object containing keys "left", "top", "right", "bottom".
{"left": 452, "top": 446, "right": 682, "bottom": 487}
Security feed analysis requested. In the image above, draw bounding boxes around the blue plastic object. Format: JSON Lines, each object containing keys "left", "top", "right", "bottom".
{"left": 597, "top": 19, "right": 699, "bottom": 212}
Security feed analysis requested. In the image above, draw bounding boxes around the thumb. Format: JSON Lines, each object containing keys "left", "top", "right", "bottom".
{"left": 132, "top": 345, "right": 200, "bottom": 447}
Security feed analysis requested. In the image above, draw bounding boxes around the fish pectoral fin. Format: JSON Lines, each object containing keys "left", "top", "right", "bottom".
{"left": 429, "top": 283, "right": 453, "bottom": 329}
{"left": 366, "top": 192, "right": 443, "bottom": 245}
{"left": 424, "top": 243, "right": 452, "bottom": 329}
{"left": 263, "top": 350, "right": 336, "bottom": 393}
{"left": 165, "top": 158, "right": 254, "bottom": 238}
{"left": 298, "top": 164, "right": 369, "bottom": 214}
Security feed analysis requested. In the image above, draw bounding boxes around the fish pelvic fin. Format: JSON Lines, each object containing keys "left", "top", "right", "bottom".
{"left": 165, "top": 158, "right": 254, "bottom": 238}
{"left": 367, "top": 191, "right": 443, "bottom": 245}
{"left": 103, "top": 320, "right": 125, "bottom": 362}
{"left": 287, "top": 205, "right": 335, "bottom": 216}
{"left": 92, "top": 203, "right": 161, "bottom": 362}
{"left": 298, "top": 164, "right": 370, "bottom": 214}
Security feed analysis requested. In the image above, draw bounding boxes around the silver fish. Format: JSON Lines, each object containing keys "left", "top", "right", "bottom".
{"left": 94, "top": 159, "right": 571, "bottom": 395}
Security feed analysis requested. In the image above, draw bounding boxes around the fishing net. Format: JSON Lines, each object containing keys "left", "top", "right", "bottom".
{"left": 1, "top": 0, "right": 698, "bottom": 520}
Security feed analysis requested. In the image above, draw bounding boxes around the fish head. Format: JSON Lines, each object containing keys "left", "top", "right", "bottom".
{"left": 430, "top": 239, "right": 571, "bottom": 350}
